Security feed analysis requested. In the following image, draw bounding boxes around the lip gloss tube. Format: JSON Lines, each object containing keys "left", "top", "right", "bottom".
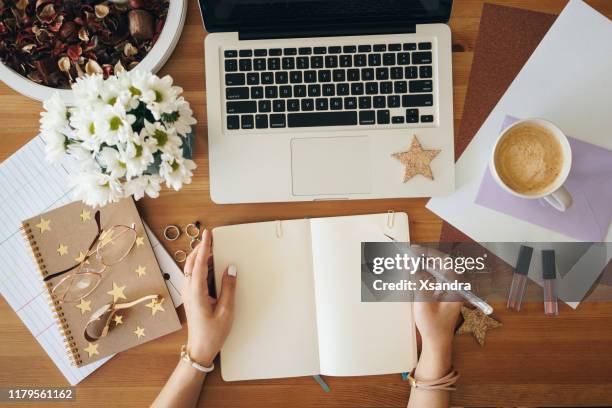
{"left": 542, "top": 250, "right": 559, "bottom": 316}
{"left": 507, "top": 245, "right": 533, "bottom": 311}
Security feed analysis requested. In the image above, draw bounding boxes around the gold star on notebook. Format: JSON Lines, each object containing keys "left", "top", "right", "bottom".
{"left": 74, "top": 251, "right": 89, "bottom": 264}
{"left": 135, "top": 265, "right": 146, "bottom": 277}
{"left": 135, "top": 236, "right": 145, "bottom": 247}
{"left": 392, "top": 135, "right": 441, "bottom": 182}
{"left": 113, "top": 314, "right": 123, "bottom": 326}
{"left": 107, "top": 282, "right": 127, "bottom": 302}
{"left": 134, "top": 326, "right": 145, "bottom": 339}
{"left": 57, "top": 243, "right": 69, "bottom": 256}
{"left": 35, "top": 217, "right": 51, "bottom": 233}
{"left": 79, "top": 209, "right": 91, "bottom": 222}
{"left": 84, "top": 342, "right": 99, "bottom": 357}
{"left": 145, "top": 297, "right": 165, "bottom": 316}
{"left": 75, "top": 298, "right": 91, "bottom": 315}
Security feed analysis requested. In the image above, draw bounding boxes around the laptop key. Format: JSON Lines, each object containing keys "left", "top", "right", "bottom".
{"left": 365, "top": 82, "right": 378, "bottom": 95}
{"left": 336, "top": 83, "right": 349, "bottom": 95}
{"left": 380, "top": 81, "right": 393, "bottom": 94}
{"left": 261, "top": 72, "right": 274, "bottom": 84}
{"left": 225, "top": 59, "right": 238, "bottom": 72}
{"left": 409, "top": 80, "right": 433, "bottom": 93}
{"left": 376, "top": 67, "right": 389, "bottom": 80}
{"left": 225, "top": 73, "right": 245, "bottom": 86}
{"left": 328, "top": 46, "right": 341, "bottom": 54}
{"left": 394, "top": 80, "right": 408, "bottom": 93}
{"left": 268, "top": 58, "right": 281, "bottom": 70}
{"left": 298, "top": 47, "right": 312, "bottom": 55}
{"left": 226, "top": 115, "right": 239, "bottom": 129}
{"left": 344, "top": 97, "right": 357, "bottom": 109}
{"left": 347, "top": 69, "right": 360, "bottom": 81}
{"left": 316, "top": 98, "right": 329, "bottom": 110}
{"left": 258, "top": 100, "right": 271, "bottom": 112}
{"left": 391, "top": 67, "right": 403, "bottom": 79}
{"left": 413, "top": 52, "right": 432, "bottom": 64}
{"left": 389, "top": 43, "right": 401, "bottom": 51}
{"left": 247, "top": 73, "right": 259, "bottom": 85}
{"left": 251, "top": 86, "right": 264, "bottom": 99}
{"left": 343, "top": 45, "right": 356, "bottom": 53}
{"left": 241, "top": 115, "right": 254, "bottom": 129}
{"left": 280, "top": 86, "right": 292, "bottom": 98}
{"left": 403, "top": 43, "right": 417, "bottom": 51}
{"left": 282, "top": 57, "right": 295, "bottom": 70}
{"left": 313, "top": 47, "right": 326, "bottom": 54}
{"left": 358, "top": 96, "right": 371, "bottom": 109}
{"left": 359, "top": 110, "right": 375, "bottom": 125}
{"left": 373, "top": 44, "right": 386, "bottom": 52}
{"left": 383, "top": 53, "right": 396, "bottom": 66}
{"left": 330, "top": 98, "right": 343, "bottom": 110}
{"left": 311, "top": 56, "right": 324, "bottom": 68}
{"left": 418, "top": 42, "right": 432, "bottom": 50}
{"left": 358, "top": 45, "right": 371, "bottom": 52}
{"left": 318, "top": 70, "right": 331, "bottom": 82}
{"left": 392, "top": 116, "right": 404, "bottom": 124}
{"left": 254, "top": 58, "right": 266, "bottom": 70}
{"left": 296, "top": 57, "right": 309, "bottom": 69}
{"left": 421, "top": 115, "right": 434, "bottom": 123}
{"left": 255, "top": 114, "right": 268, "bottom": 128}
{"left": 224, "top": 50, "right": 237, "bottom": 58}
{"left": 340, "top": 55, "right": 352, "bottom": 67}
{"left": 354, "top": 54, "right": 367, "bottom": 67}
{"left": 239, "top": 49, "right": 252, "bottom": 57}
{"left": 226, "top": 87, "right": 249, "bottom": 100}
{"left": 323, "top": 84, "right": 335, "bottom": 96}
{"left": 288, "top": 112, "right": 357, "bottom": 127}
{"left": 373, "top": 96, "right": 385, "bottom": 108}
{"left": 273, "top": 100, "right": 285, "bottom": 112}
{"left": 289, "top": 71, "right": 302, "bottom": 83}
{"left": 239, "top": 59, "right": 252, "bottom": 71}
{"left": 283, "top": 48, "right": 297, "bottom": 55}
{"left": 333, "top": 69, "right": 345, "bottom": 82}
{"left": 406, "top": 109, "right": 419, "bottom": 123}
{"left": 419, "top": 66, "right": 433, "bottom": 78}
{"left": 377, "top": 109, "right": 390, "bottom": 124}
{"left": 275, "top": 71, "right": 288, "bottom": 84}
{"left": 269, "top": 48, "right": 282, "bottom": 56}
{"left": 301, "top": 99, "right": 314, "bottom": 111}
{"left": 287, "top": 99, "right": 300, "bottom": 111}
{"left": 402, "top": 94, "right": 433, "bottom": 107}
{"left": 388, "top": 95, "right": 400, "bottom": 107}
{"left": 368, "top": 54, "right": 381, "bottom": 66}
{"left": 351, "top": 83, "right": 364, "bottom": 95}
{"left": 270, "top": 114, "right": 286, "bottom": 128}
{"left": 405, "top": 67, "right": 418, "bottom": 79}
{"left": 304, "top": 70, "right": 317, "bottom": 83}
{"left": 254, "top": 49, "right": 267, "bottom": 56}
{"left": 361, "top": 68, "right": 374, "bottom": 81}
{"left": 294, "top": 85, "right": 306, "bottom": 97}
{"left": 308, "top": 84, "right": 321, "bottom": 97}
{"left": 398, "top": 52, "right": 410, "bottom": 65}
{"left": 325, "top": 55, "right": 338, "bottom": 68}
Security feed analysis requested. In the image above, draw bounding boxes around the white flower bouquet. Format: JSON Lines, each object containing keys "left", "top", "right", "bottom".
{"left": 39, "top": 70, "right": 197, "bottom": 207}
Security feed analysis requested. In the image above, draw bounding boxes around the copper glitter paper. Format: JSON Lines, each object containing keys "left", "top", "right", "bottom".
{"left": 456, "top": 306, "right": 502, "bottom": 346}
{"left": 392, "top": 135, "right": 441, "bottom": 182}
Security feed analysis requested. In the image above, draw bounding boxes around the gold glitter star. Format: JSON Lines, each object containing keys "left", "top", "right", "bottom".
{"left": 135, "top": 236, "right": 145, "bottom": 247}
{"left": 57, "top": 243, "right": 69, "bottom": 256}
{"left": 113, "top": 314, "right": 123, "bottom": 326}
{"left": 84, "top": 342, "right": 99, "bottom": 357}
{"left": 75, "top": 298, "right": 91, "bottom": 315}
{"left": 80, "top": 209, "right": 91, "bottom": 222}
{"left": 145, "top": 297, "right": 165, "bottom": 316}
{"left": 74, "top": 251, "right": 90, "bottom": 264}
{"left": 107, "top": 282, "right": 127, "bottom": 302}
{"left": 392, "top": 135, "right": 441, "bottom": 182}
{"left": 456, "top": 306, "right": 502, "bottom": 346}
{"left": 135, "top": 265, "right": 147, "bottom": 277}
{"left": 35, "top": 217, "right": 51, "bottom": 233}
{"left": 133, "top": 326, "right": 145, "bottom": 339}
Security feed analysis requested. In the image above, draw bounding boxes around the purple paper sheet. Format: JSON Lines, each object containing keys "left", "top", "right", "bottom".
{"left": 475, "top": 116, "right": 612, "bottom": 242}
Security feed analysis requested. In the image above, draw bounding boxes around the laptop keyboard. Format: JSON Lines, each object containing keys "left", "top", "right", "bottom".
{"left": 222, "top": 42, "right": 435, "bottom": 130}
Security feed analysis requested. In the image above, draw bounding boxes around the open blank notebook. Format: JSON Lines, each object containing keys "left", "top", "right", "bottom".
{"left": 213, "top": 212, "right": 416, "bottom": 381}
{"left": 0, "top": 135, "right": 185, "bottom": 385}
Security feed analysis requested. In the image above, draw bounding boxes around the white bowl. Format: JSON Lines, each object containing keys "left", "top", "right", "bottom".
{"left": 0, "top": 0, "right": 187, "bottom": 105}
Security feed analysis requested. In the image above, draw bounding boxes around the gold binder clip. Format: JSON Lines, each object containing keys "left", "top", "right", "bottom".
{"left": 387, "top": 210, "right": 395, "bottom": 229}
{"left": 276, "top": 220, "right": 283, "bottom": 238}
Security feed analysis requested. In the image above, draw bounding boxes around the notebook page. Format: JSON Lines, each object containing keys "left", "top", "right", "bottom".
{"left": 0, "top": 135, "right": 110, "bottom": 385}
{"left": 212, "top": 219, "right": 320, "bottom": 380}
{"left": 310, "top": 213, "right": 417, "bottom": 376}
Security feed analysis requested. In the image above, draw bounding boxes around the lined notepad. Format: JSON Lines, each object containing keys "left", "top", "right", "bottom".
{"left": 0, "top": 135, "right": 185, "bottom": 384}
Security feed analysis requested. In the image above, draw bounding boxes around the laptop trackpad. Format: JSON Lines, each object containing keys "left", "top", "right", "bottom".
{"left": 291, "top": 136, "right": 372, "bottom": 196}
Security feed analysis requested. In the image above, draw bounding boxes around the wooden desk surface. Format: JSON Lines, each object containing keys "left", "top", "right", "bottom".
{"left": 1, "top": 1, "right": 612, "bottom": 406}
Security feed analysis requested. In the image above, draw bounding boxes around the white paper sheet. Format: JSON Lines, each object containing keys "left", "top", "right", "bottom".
{"left": 426, "top": 0, "right": 612, "bottom": 307}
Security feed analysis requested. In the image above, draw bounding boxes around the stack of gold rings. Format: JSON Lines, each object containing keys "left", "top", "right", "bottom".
{"left": 163, "top": 221, "right": 202, "bottom": 263}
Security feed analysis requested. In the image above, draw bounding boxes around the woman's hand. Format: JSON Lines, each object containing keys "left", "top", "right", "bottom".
{"left": 414, "top": 301, "right": 462, "bottom": 353}
{"left": 182, "top": 229, "right": 237, "bottom": 366}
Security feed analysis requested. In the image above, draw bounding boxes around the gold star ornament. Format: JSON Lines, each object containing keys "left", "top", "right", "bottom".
{"left": 145, "top": 297, "right": 165, "bottom": 316}
{"left": 57, "top": 243, "right": 69, "bottom": 256}
{"left": 113, "top": 314, "right": 123, "bottom": 326}
{"left": 135, "top": 265, "right": 147, "bottom": 277}
{"left": 135, "top": 236, "right": 145, "bottom": 247}
{"left": 84, "top": 342, "right": 99, "bottom": 357}
{"left": 75, "top": 298, "right": 92, "bottom": 315}
{"left": 35, "top": 217, "right": 51, "bottom": 234}
{"left": 456, "top": 306, "right": 502, "bottom": 346}
{"left": 80, "top": 209, "right": 91, "bottom": 222}
{"left": 134, "top": 326, "right": 145, "bottom": 339}
{"left": 107, "top": 282, "right": 127, "bottom": 302}
{"left": 392, "top": 135, "right": 441, "bottom": 182}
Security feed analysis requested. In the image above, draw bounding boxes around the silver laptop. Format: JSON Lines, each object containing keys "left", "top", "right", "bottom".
{"left": 199, "top": 0, "right": 455, "bottom": 203}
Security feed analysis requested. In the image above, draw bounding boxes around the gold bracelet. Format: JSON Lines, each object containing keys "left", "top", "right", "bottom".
{"left": 408, "top": 367, "right": 459, "bottom": 391}
{"left": 180, "top": 345, "right": 215, "bottom": 373}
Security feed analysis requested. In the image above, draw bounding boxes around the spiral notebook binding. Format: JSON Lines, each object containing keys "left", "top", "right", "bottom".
{"left": 20, "top": 223, "right": 83, "bottom": 366}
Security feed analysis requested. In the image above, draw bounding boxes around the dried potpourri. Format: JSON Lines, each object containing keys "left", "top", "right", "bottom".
{"left": 0, "top": 0, "right": 169, "bottom": 89}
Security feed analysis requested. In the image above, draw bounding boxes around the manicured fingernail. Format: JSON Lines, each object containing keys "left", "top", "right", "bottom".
{"left": 228, "top": 264, "right": 237, "bottom": 277}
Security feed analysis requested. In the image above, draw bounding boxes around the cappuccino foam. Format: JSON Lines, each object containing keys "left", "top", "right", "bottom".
{"left": 494, "top": 123, "right": 563, "bottom": 196}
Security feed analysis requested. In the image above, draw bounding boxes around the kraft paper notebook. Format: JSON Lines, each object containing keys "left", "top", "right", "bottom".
{"left": 212, "top": 212, "right": 417, "bottom": 381}
{"left": 20, "top": 198, "right": 181, "bottom": 367}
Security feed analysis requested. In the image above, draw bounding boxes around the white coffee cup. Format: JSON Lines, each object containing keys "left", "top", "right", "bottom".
{"left": 489, "top": 118, "right": 573, "bottom": 212}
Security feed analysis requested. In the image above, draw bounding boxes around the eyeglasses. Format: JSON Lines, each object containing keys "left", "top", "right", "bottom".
{"left": 84, "top": 295, "right": 160, "bottom": 342}
{"left": 44, "top": 211, "right": 138, "bottom": 303}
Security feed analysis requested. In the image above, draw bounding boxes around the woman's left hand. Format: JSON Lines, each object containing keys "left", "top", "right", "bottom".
{"left": 182, "top": 229, "right": 237, "bottom": 366}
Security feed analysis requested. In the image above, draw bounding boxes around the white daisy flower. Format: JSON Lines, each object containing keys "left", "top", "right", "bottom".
{"left": 72, "top": 74, "right": 105, "bottom": 102}
{"left": 100, "top": 74, "right": 140, "bottom": 110}
{"left": 164, "top": 97, "right": 197, "bottom": 136}
{"left": 137, "top": 73, "right": 182, "bottom": 119}
{"left": 141, "top": 120, "right": 183, "bottom": 156}
{"left": 68, "top": 102, "right": 106, "bottom": 152}
{"left": 124, "top": 174, "right": 163, "bottom": 200}
{"left": 40, "top": 93, "right": 68, "bottom": 132}
{"left": 99, "top": 147, "right": 127, "bottom": 178}
{"left": 94, "top": 103, "right": 136, "bottom": 145}
{"left": 71, "top": 170, "right": 123, "bottom": 207}
{"left": 159, "top": 153, "right": 197, "bottom": 191}
{"left": 42, "top": 129, "right": 68, "bottom": 163}
{"left": 120, "top": 139, "right": 156, "bottom": 179}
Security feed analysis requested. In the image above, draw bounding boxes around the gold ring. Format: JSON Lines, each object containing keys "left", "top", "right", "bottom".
{"left": 164, "top": 225, "right": 180, "bottom": 241}
{"left": 174, "top": 249, "right": 187, "bottom": 263}
{"left": 185, "top": 223, "right": 201, "bottom": 239}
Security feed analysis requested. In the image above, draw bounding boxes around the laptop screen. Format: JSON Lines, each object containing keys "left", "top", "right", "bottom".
{"left": 200, "top": 0, "right": 453, "bottom": 33}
